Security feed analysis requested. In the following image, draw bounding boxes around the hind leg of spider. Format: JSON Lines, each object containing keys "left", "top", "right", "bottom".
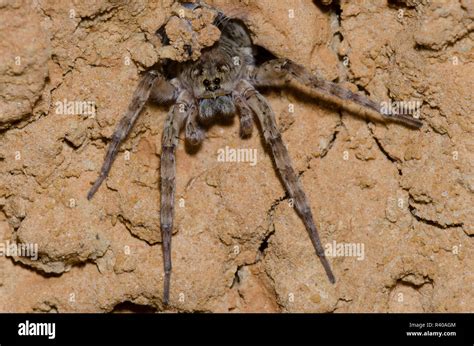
{"left": 252, "top": 59, "right": 423, "bottom": 129}
{"left": 87, "top": 71, "right": 177, "bottom": 200}
{"left": 237, "top": 80, "right": 335, "bottom": 284}
{"left": 160, "top": 91, "right": 192, "bottom": 305}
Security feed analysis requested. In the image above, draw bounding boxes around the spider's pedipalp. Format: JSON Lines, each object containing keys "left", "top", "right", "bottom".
{"left": 233, "top": 91, "right": 254, "bottom": 137}
{"left": 87, "top": 70, "right": 173, "bottom": 200}
{"left": 160, "top": 91, "right": 191, "bottom": 305}
{"left": 252, "top": 59, "right": 423, "bottom": 129}
{"left": 237, "top": 80, "right": 336, "bottom": 284}
{"left": 185, "top": 103, "right": 205, "bottom": 146}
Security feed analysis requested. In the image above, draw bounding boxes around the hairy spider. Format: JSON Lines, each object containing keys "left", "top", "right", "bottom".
{"left": 87, "top": 2, "right": 422, "bottom": 306}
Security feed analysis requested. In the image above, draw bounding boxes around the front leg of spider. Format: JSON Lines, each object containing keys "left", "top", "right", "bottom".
{"left": 160, "top": 92, "right": 191, "bottom": 305}
{"left": 86, "top": 69, "right": 182, "bottom": 305}
{"left": 253, "top": 59, "right": 423, "bottom": 129}
{"left": 87, "top": 71, "right": 177, "bottom": 200}
{"left": 237, "top": 80, "right": 336, "bottom": 284}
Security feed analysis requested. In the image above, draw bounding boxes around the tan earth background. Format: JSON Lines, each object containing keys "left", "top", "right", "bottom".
{"left": 0, "top": 0, "right": 472, "bottom": 312}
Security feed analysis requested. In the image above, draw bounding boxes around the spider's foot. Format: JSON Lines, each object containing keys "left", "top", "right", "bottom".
{"left": 86, "top": 177, "right": 105, "bottom": 200}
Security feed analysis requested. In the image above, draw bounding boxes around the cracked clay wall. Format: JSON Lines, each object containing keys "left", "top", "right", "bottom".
{"left": 0, "top": 0, "right": 472, "bottom": 312}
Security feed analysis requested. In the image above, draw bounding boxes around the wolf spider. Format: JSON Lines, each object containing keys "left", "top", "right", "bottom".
{"left": 87, "top": 3, "right": 422, "bottom": 306}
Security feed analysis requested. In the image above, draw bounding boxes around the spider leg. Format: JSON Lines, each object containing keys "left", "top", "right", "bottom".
{"left": 160, "top": 91, "right": 190, "bottom": 305}
{"left": 237, "top": 80, "right": 335, "bottom": 284}
{"left": 233, "top": 91, "right": 254, "bottom": 137}
{"left": 252, "top": 59, "right": 423, "bottom": 129}
{"left": 87, "top": 70, "right": 177, "bottom": 200}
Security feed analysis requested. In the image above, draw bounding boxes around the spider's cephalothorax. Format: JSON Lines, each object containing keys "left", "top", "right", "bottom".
{"left": 87, "top": 5, "right": 422, "bottom": 306}
{"left": 179, "top": 19, "right": 254, "bottom": 126}
{"left": 190, "top": 47, "right": 238, "bottom": 123}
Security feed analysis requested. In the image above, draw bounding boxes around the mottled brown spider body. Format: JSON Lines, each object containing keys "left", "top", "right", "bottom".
{"left": 178, "top": 19, "right": 254, "bottom": 127}
{"left": 87, "top": 3, "right": 422, "bottom": 306}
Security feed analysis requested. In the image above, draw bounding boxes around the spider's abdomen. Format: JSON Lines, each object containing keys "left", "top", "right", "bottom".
{"left": 198, "top": 95, "right": 236, "bottom": 123}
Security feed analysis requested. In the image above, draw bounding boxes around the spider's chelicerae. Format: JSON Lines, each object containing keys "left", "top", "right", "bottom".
{"left": 87, "top": 3, "right": 422, "bottom": 306}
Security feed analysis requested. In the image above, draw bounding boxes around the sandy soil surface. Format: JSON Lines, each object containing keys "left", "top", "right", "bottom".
{"left": 0, "top": 0, "right": 472, "bottom": 312}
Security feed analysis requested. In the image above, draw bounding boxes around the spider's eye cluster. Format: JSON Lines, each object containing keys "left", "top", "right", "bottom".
{"left": 203, "top": 78, "right": 221, "bottom": 86}
{"left": 203, "top": 76, "right": 221, "bottom": 91}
